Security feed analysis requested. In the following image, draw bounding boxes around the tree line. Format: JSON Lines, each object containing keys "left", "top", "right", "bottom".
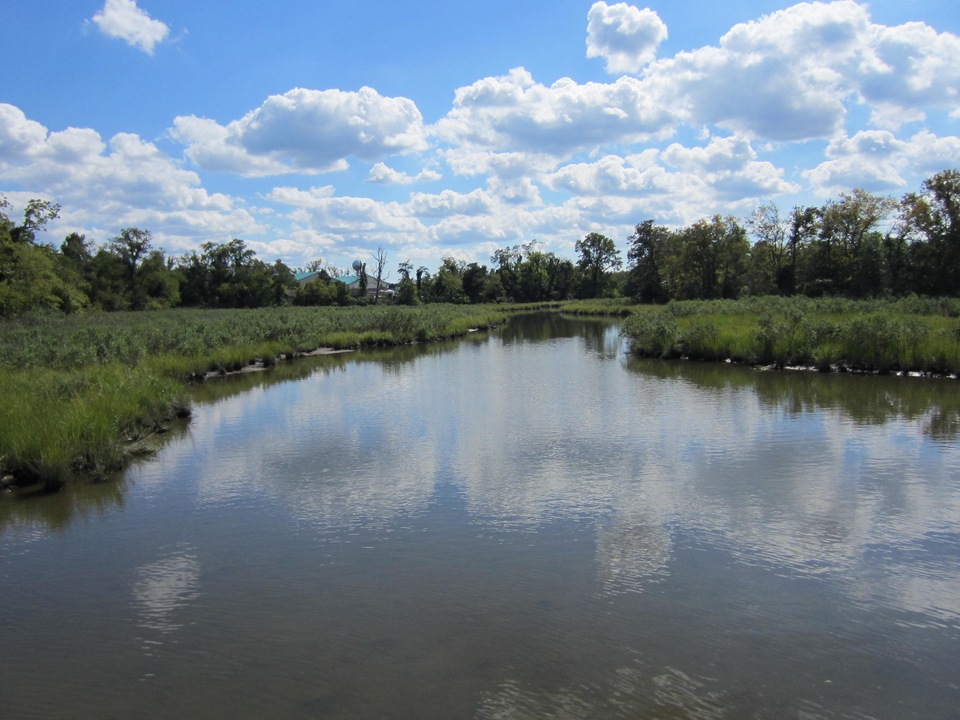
{"left": 1, "top": 169, "right": 958, "bottom": 316}
{"left": 625, "top": 170, "right": 960, "bottom": 302}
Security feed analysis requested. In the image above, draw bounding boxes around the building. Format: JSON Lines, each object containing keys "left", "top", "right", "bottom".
{"left": 293, "top": 272, "right": 393, "bottom": 297}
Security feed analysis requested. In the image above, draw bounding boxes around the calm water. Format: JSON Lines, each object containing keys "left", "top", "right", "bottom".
{"left": 3, "top": 314, "right": 960, "bottom": 719}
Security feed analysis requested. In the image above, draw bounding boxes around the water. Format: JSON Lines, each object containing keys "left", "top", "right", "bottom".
{"left": 2, "top": 313, "right": 960, "bottom": 719}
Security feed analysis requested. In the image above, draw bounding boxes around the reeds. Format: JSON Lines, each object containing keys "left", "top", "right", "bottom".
{"left": 622, "top": 297, "right": 960, "bottom": 375}
{"left": 0, "top": 304, "right": 509, "bottom": 487}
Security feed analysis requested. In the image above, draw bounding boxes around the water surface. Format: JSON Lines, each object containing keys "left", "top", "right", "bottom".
{"left": 2, "top": 314, "right": 959, "bottom": 719}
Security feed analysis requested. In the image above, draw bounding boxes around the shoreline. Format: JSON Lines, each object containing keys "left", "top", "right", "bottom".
{"left": 0, "top": 309, "right": 512, "bottom": 493}
{"left": 629, "top": 347, "right": 960, "bottom": 380}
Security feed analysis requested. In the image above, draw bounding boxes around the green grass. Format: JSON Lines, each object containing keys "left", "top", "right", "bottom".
{"left": 1, "top": 364, "right": 189, "bottom": 488}
{"left": 622, "top": 297, "right": 960, "bottom": 375}
{"left": 0, "top": 304, "right": 510, "bottom": 488}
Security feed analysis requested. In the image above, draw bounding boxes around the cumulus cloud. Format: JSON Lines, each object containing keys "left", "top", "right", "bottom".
{"left": 442, "top": 149, "right": 559, "bottom": 179}
{"left": 245, "top": 229, "right": 338, "bottom": 264}
{"left": 586, "top": 2, "right": 668, "bottom": 74}
{"left": 545, "top": 153, "right": 668, "bottom": 197}
{"left": 263, "top": 185, "right": 336, "bottom": 207}
{"left": 640, "top": 1, "right": 960, "bottom": 140}
{"left": 366, "top": 162, "right": 442, "bottom": 185}
{"left": 545, "top": 136, "right": 797, "bottom": 218}
{"left": 90, "top": 0, "right": 170, "bottom": 55}
{"left": 0, "top": 104, "right": 261, "bottom": 248}
{"left": 434, "top": 3, "right": 960, "bottom": 160}
{"left": 267, "top": 191, "right": 422, "bottom": 238}
{"left": 171, "top": 87, "right": 429, "bottom": 177}
{"left": 804, "top": 129, "right": 960, "bottom": 195}
{"left": 407, "top": 189, "right": 493, "bottom": 218}
{"left": 433, "top": 67, "right": 674, "bottom": 158}
{"left": 906, "top": 131, "right": 960, "bottom": 174}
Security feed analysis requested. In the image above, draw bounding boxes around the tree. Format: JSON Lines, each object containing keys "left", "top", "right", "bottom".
{"left": 575, "top": 232, "right": 622, "bottom": 298}
{"left": 173, "top": 238, "right": 293, "bottom": 308}
{"left": 6, "top": 199, "right": 60, "bottom": 245}
{"left": 396, "top": 260, "right": 418, "bottom": 305}
{"left": 662, "top": 216, "right": 748, "bottom": 300}
{"left": 0, "top": 196, "right": 89, "bottom": 314}
{"left": 109, "top": 227, "right": 152, "bottom": 291}
{"left": 357, "top": 262, "right": 368, "bottom": 298}
{"left": 461, "top": 262, "right": 488, "bottom": 303}
{"left": 805, "top": 190, "right": 896, "bottom": 297}
{"left": 294, "top": 270, "right": 340, "bottom": 306}
{"left": 431, "top": 257, "right": 466, "bottom": 303}
{"left": 416, "top": 266, "right": 430, "bottom": 302}
{"left": 626, "top": 220, "right": 672, "bottom": 303}
{"left": 783, "top": 206, "right": 818, "bottom": 296}
{"left": 903, "top": 169, "right": 960, "bottom": 295}
{"left": 517, "top": 252, "right": 551, "bottom": 302}
{"left": 371, "top": 246, "right": 389, "bottom": 303}
{"left": 746, "top": 204, "right": 789, "bottom": 296}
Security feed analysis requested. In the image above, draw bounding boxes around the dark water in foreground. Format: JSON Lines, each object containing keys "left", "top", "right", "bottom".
{"left": 2, "top": 314, "right": 960, "bottom": 719}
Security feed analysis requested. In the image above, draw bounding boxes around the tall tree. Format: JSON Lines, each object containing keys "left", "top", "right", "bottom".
{"left": 396, "top": 260, "right": 418, "bottom": 305}
{"left": 626, "top": 220, "right": 672, "bottom": 303}
{"left": 575, "top": 232, "right": 622, "bottom": 298}
{"left": 371, "top": 246, "right": 389, "bottom": 303}
{"left": 903, "top": 169, "right": 960, "bottom": 296}
{"left": 746, "top": 203, "right": 789, "bottom": 296}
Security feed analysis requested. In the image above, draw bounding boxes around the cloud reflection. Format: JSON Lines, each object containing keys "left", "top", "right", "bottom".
{"left": 128, "top": 317, "right": 960, "bottom": 623}
{"left": 131, "top": 545, "right": 201, "bottom": 634}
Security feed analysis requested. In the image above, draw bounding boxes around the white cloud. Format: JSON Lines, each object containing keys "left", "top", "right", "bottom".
{"left": 485, "top": 176, "right": 543, "bottom": 206}
{"left": 442, "top": 149, "right": 559, "bottom": 179}
{"left": 545, "top": 154, "right": 668, "bottom": 196}
{"left": 246, "top": 229, "right": 338, "bottom": 263}
{"left": 264, "top": 185, "right": 336, "bottom": 208}
{"left": 0, "top": 104, "right": 261, "bottom": 249}
{"left": 639, "top": 1, "right": 960, "bottom": 140}
{"left": 407, "top": 189, "right": 493, "bottom": 218}
{"left": 545, "top": 137, "right": 798, "bottom": 220}
{"left": 804, "top": 129, "right": 960, "bottom": 195}
{"left": 268, "top": 192, "right": 423, "bottom": 239}
{"left": 906, "top": 130, "right": 960, "bottom": 174}
{"left": 586, "top": 2, "right": 668, "bottom": 74}
{"left": 172, "top": 87, "right": 429, "bottom": 177}
{"left": 433, "top": 67, "right": 674, "bottom": 158}
{"left": 90, "top": 0, "right": 170, "bottom": 55}
{"left": 366, "top": 162, "right": 442, "bottom": 185}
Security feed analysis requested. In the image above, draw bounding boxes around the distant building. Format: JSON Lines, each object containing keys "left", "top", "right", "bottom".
{"left": 294, "top": 271, "right": 325, "bottom": 286}
{"left": 292, "top": 272, "right": 393, "bottom": 297}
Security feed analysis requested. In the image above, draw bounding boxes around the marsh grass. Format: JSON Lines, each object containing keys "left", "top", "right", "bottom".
{"left": 0, "top": 304, "right": 509, "bottom": 487}
{"left": 622, "top": 298, "right": 960, "bottom": 376}
{"left": 0, "top": 365, "right": 189, "bottom": 488}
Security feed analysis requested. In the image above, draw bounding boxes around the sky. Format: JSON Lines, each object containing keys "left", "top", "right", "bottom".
{"left": 1, "top": 0, "right": 959, "bottom": 272}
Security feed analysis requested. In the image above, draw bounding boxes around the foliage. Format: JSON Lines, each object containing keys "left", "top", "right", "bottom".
{"left": 622, "top": 296, "right": 960, "bottom": 375}
{"left": 3, "top": 168, "right": 960, "bottom": 319}
{"left": 0, "top": 304, "right": 511, "bottom": 487}
{"left": 175, "top": 238, "right": 294, "bottom": 309}
{"left": 575, "top": 232, "right": 621, "bottom": 298}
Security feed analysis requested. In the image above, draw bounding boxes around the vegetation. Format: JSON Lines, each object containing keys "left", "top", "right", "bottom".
{"left": 3, "top": 168, "right": 960, "bottom": 490}
{"left": 3, "top": 170, "right": 959, "bottom": 318}
{"left": 0, "top": 305, "right": 508, "bottom": 490}
{"left": 625, "top": 172, "right": 960, "bottom": 302}
{"left": 622, "top": 296, "right": 960, "bottom": 375}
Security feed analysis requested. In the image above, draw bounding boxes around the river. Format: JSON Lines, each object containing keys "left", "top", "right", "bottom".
{"left": 2, "top": 313, "right": 959, "bottom": 719}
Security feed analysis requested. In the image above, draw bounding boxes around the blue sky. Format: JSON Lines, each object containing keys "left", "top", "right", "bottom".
{"left": 1, "top": 0, "right": 958, "bottom": 272}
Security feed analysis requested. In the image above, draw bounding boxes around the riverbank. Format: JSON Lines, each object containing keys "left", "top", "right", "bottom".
{"left": 0, "top": 304, "right": 510, "bottom": 490}
{"left": 621, "top": 297, "right": 960, "bottom": 376}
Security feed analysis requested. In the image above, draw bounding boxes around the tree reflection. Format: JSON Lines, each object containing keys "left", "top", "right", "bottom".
{"left": 624, "top": 354, "right": 960, "bottom": 442}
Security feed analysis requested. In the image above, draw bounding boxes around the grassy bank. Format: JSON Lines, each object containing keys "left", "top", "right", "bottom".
{"left": 622, "top": 297, "right": 960, "bottom": 374}
{"left": 0, "top": 304, "right": 508, "bottom": 489}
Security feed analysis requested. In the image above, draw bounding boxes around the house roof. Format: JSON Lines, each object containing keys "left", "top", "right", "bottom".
{"left": 295, "top": 272, "right": 354, "bottom": 284}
